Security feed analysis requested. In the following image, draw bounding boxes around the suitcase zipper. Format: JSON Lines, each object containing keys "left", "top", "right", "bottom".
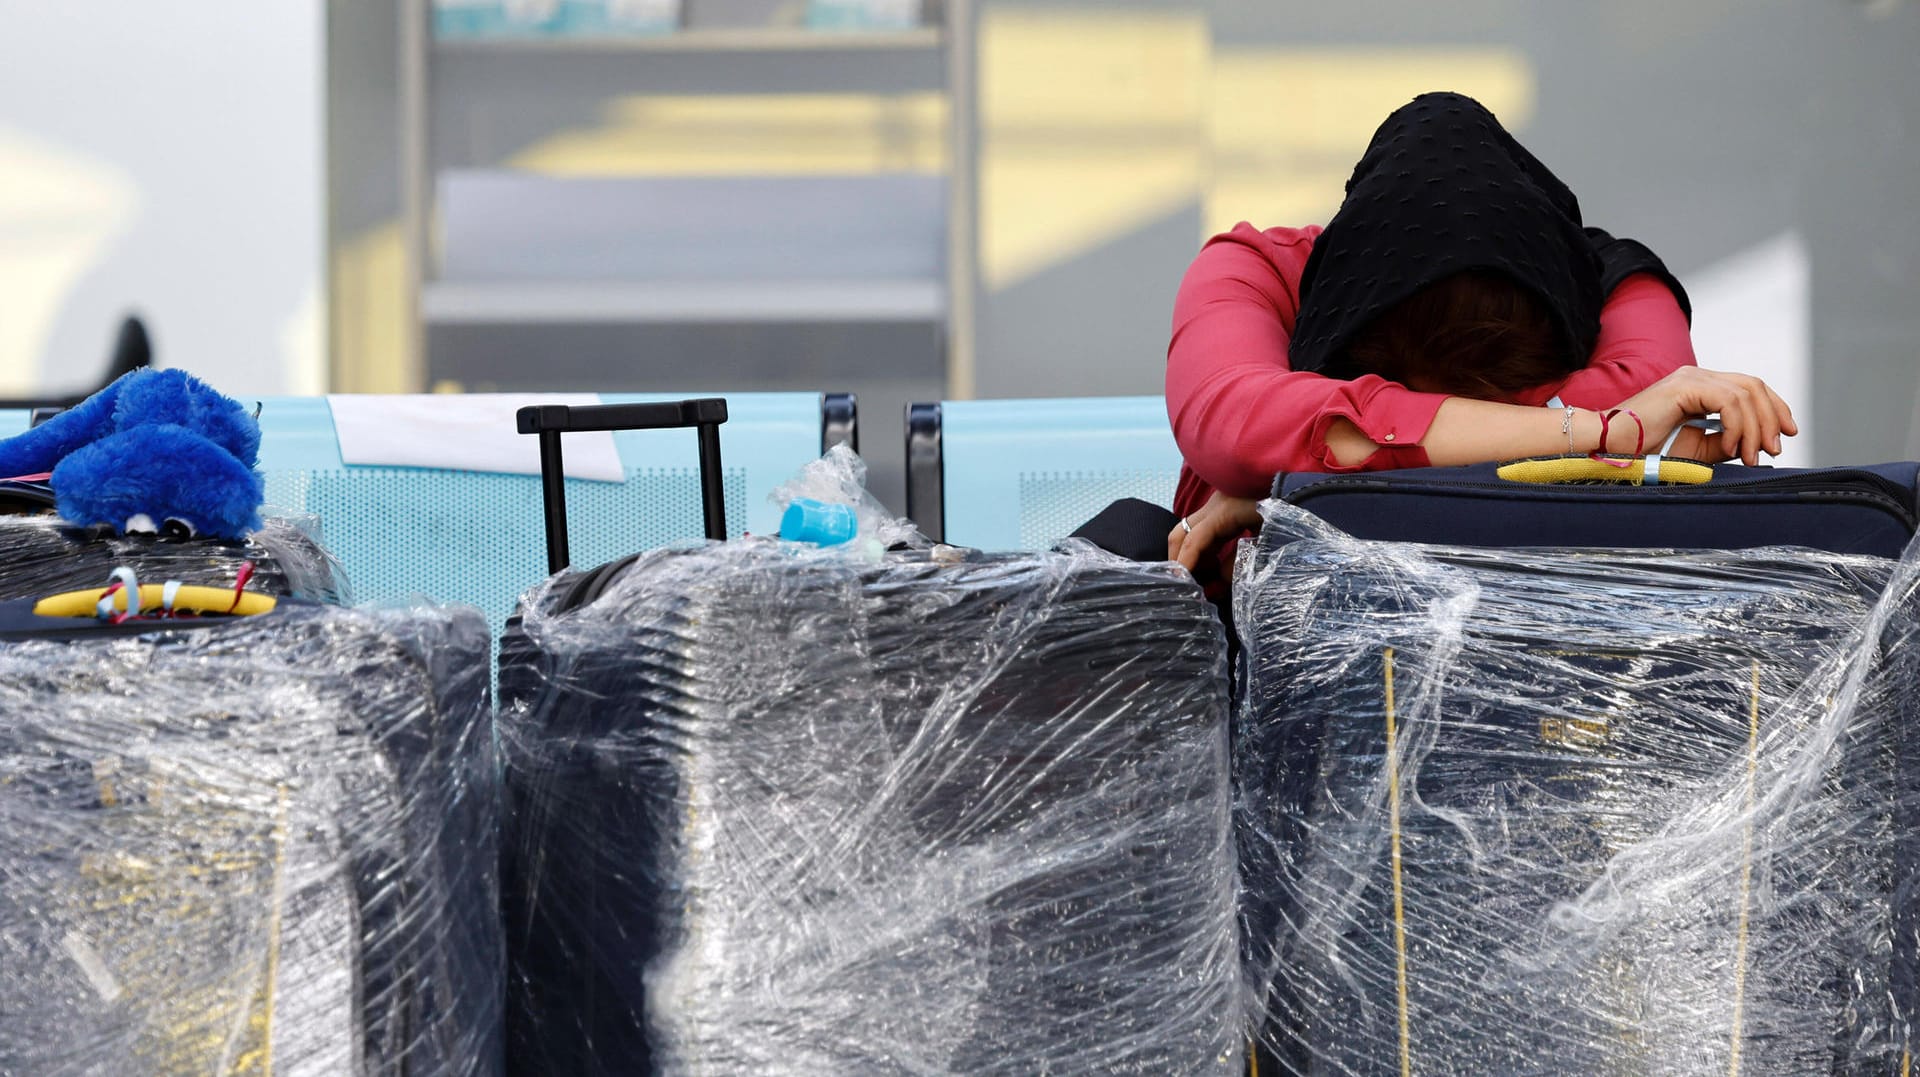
{"left": 1288, "top": 470, "right": 1919, "bottom": 531}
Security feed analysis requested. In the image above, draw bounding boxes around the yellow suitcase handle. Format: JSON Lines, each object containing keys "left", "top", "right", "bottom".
{"left": 34, "top": 583, "right": 276, "bottom": 619}
{"left": 1498, "top": 414, "right": 1721, "bottom": 486}
{"left": 1496, "top": 454, "right": 1714, "bottom": 486}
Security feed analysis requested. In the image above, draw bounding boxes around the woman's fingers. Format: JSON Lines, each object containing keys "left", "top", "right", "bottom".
{"left": 1755, "top": 378, "right": 1787, "bottom": 458}
{"left": 1727, "top": 383, "right": 1760, "bottom": 466}
{"left": 1758, "top": 378, "right": 1797, "bottom": 444}
{"left": 1699, "top": 378, "right": 1742, "bottom": 461}
{"left": 1689, "top": 429, "right": 1729, "bottom": 464}
{"left": 1685, "top": 369, "right": 1797, "bottom": 462}
{"left": 1667, "top": 424, "right": 1722, "bottom": 463}
{"left": 1169, "top": 513, "right": 1214, "bottom": 571}
{"left": 1736, "top": 374, "right": 1784, "bottom": 462}
{"left": 1169, "top": 493, "right": 1265, "bottom": 573}
{"left": 1177, "top": 513, "right": 1223, "bottom": 573}
{"left": 1700, "top": 374, "right": 1770, "bottom": 466}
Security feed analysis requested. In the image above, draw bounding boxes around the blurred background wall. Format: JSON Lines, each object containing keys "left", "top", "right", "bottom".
{"left": 2, "top": 0, "right": 1915, "bottom": 508}
{"left": 0, "top": 1, "right": 325, "bottom": 397}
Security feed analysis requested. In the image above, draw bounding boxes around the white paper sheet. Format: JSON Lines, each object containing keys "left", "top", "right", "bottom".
{"left": 326, "top": 393, "right": 625, "bottom": 482}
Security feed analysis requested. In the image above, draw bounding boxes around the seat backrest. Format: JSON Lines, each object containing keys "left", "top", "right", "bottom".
{"left": 910, "top": 396, "right": 1182, "bottom": 551}
{"left": 254, "top": 392, "right": 829, "bottom": 634}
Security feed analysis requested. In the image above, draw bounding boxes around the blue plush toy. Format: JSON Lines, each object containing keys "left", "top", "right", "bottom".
{"left": 0, "top": 369, "right": 264, "bottom": 539}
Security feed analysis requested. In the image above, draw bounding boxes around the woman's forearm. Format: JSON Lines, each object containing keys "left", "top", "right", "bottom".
{"left": 1327, "top": 398, "right": 1619, "bottom": 467}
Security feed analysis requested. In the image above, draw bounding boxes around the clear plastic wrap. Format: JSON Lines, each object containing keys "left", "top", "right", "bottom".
{"left": 0, "top": 512, "right": 352, "bottom": 604}
{"left": 767, "top": 443, "right": 925, "bottom": 550}
{"left": 499, "top": 538, "right": 1242, "bottom": 1075}
{"left": 1234, "top": 501, "right": 1920, "bottom": 1076}
{"left": 0, "top": 600, "right": 501, "bottom": 1076}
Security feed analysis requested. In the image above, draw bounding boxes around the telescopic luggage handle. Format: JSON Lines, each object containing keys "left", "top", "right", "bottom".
{"left": 517, "top": 398, "right": 729, "bottom": 575}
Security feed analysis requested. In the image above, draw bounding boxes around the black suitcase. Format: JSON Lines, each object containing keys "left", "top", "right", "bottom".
{"left": 1275, "top": 459, "right": 1920, "bottom": 558}
{"left": 0, "top": 478, "right": 350, "bottom": 604}
{"left": 498, "top": 402, "right": 1242, "bottom": 1075}
{"left": 0, "top": 588, "right": 500, "bottom": 1075}
{"left": 1235, "top": 501, "right": 1920, "bottom": 1075}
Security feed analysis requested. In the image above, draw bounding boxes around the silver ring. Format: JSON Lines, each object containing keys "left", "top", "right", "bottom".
{"left": 1179, "top": 517, "right": 1193, "bottom": 534}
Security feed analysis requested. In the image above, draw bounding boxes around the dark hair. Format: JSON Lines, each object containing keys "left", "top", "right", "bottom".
{"left": 1339, "top": 269, "right": 1579, "bottom": 400}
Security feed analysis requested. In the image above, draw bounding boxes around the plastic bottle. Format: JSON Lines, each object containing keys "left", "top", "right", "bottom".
{"left": 780, "top": 498, "right": 859, "bottom": 547}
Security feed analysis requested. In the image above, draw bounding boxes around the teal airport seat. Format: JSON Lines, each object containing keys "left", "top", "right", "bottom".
{"left": 906, "top": 396, "right": 1182, "bottom": 551}
{"left": 255, "top": 392, "right": 850, "bottom": 633}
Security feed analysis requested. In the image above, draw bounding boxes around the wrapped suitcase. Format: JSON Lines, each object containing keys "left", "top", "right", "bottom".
{"left": 0, "top": 478, "right": 350, "bottom": 604}
{"left": 498, "top": 402, "right": 1243, "bottom": 1075}
{"left": 1234, "top": 497, "right": 1920, "bottom": 1076}
{"left": 0, "top": 583, "right": 501, "bottom": 1075}
{"left": 1274, "top": 458, "right": 1920, "bottom": 558}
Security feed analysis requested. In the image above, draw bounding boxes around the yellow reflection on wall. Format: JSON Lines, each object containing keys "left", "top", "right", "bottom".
{"left": 1206, "top": 49, "right": 1535, "bottom": 236}
{"left": 979, "top": 8, "right": 1209, "bottom": 291}
{"left": 508, "top": 92, "right": 948, "bottom": 176}
{"left": 500, "top": 9, "right": 1218, "bottom": 296}
{"left": 331, "top": 222, "right": 415, "bottom": 394}
{"left": 326, "top": 20, "right": 1541, "bottom": 391}
{"left": 445, "top": 24, "right": 1532, "bottom": 299}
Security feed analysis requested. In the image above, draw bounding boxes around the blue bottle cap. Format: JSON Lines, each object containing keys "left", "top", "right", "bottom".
{"left": 780, "top": 498, "right": 859, "bottom": 547}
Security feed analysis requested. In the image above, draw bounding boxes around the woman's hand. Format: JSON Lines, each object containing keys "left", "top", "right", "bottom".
{"left": 1614, "top": 367, "right": 1798, "bottom": 466}
{"left": 1167, "top": 491, "right": 1265, "bottom": 573}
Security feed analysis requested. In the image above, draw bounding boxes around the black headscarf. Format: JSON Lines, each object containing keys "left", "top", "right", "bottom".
{"left": 1289, "top": 92, "right": 1689, "bottom": 380}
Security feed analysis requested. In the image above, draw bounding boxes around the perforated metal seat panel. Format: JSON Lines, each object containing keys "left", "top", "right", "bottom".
{"left": 255, "top": 393, "right": 818, "bottom": 633}
{"left": 1015, "top": 469, "right": 1179, "bottom": 550}
{"left": 932, "top": 397, "right": 1182, "bottom": 551}
{"left": 261, "top": 466, "right": 748, "bottom": 631}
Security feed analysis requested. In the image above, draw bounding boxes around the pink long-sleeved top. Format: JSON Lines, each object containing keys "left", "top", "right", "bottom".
{"left": 1167, "top": 221, "right": 1697, "bottom": 583}
{"left": 1167, "top": 222, "right": 1697, "bottom": 577}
